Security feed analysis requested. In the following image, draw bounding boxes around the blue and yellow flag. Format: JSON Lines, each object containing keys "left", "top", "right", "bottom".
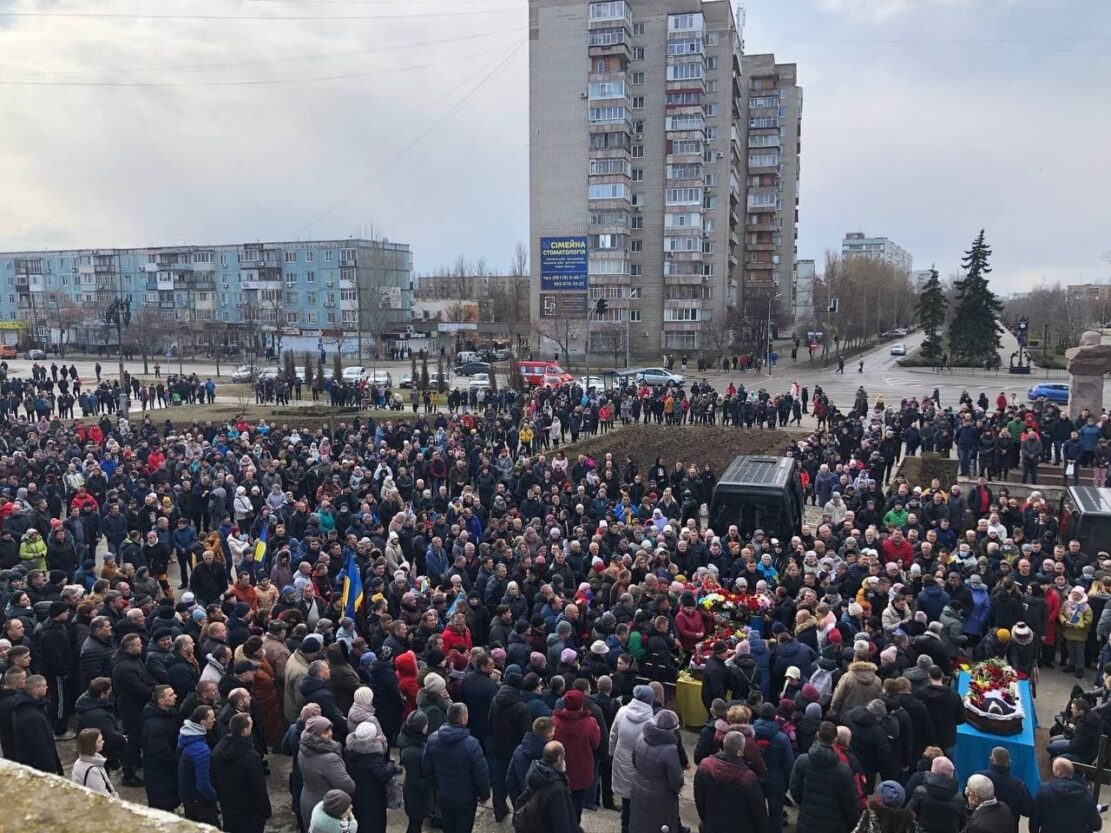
{"left": 254, "top": 523, "right": 269, "bottom": 562}
{"left": 341, "top": 550, "right": 364, "bottom": 619}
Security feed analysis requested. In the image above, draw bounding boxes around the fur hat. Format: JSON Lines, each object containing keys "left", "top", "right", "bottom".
{"left": 655, "top": 710, "right": 679, "bottom": 731}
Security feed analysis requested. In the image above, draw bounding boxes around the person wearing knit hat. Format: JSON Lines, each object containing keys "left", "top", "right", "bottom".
{"left": 590, "top": 639, "right": 609, "bottom": 656}
{"left": 800, "top": 683, "right": 820, "bottom": 703}
{"left": 995, "top": 628, "right": 1011, "bottom": 643}
{"left": 1012, "top": 622, "right": 1032, "bottom": 643}
{"left": 423, "top": 672, "right": 447, "bottom": 693}
{"left": 848, "top": 601, "right": 864, "bottom": 618}
{"left": 632, "top": 684, "right": 655, "bottom": 705}
{"left": 875, "top": 779, "right": 906, "bottom": 808}
{"left": 655, "top": 709, "right": 679, "bottom": 730}
{"left": 929, "top": 755, "right": 955, "bottom": 778}
{"left": 312, "top": 789, "right": 353, "bottom": 828}
{"left": 559, "top": 647, "right": 579, "bottom": 666}
{"left": 304, "top": 715, "right": 333, "bottom": 737}
{"left": 879, "top": 646, "right": 898, "bottom": 666}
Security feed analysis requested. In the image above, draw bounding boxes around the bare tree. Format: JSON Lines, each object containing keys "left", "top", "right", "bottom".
{"left": 510, "top": 241, "right": 528, "bottom": 277}
{"left": 127, "top": 309, "right": 166, "bottom": 375}
{"left": 532, "top": 318, "right": 576, "bottom": 366}
{"left": 51, "top": 298, "right": 85, "bottom": 358}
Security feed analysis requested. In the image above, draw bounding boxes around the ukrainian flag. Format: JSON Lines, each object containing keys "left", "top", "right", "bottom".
{"left": 254, "top": 523, "right": 268, "bottom": 562}
{"left": 342, "top": 550, "right": 364, "bottom": 619}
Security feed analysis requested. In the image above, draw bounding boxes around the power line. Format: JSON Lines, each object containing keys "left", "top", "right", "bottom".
{"left": 0, "top": 47, "right": 502, "bottom": 87}
{"left": 300, "top": 42, "right": 524, "bottom": 230}
{"left": 0, "top": 27, "right": 525, "bottom": 80}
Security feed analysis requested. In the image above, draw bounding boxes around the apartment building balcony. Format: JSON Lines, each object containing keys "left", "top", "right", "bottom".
{"left": 665, "top": 250, "right": 704, "bottom": 264}
{"left": 665, "top": 77, "right": 704, "bottom": 93}
{"left": 588, "top": 39, "right": 630, "bottom": 61}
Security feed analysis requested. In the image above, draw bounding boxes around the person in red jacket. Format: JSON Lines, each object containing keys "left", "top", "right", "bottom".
{"left": 69, "top": 486, "right": 99, "bottom": 514}
{"left": 675, "top": 594, "right": 707, "bottom": 654}
{"left": 395, "top": 650, "right": 419, "bottom": 717}
{"left": 552, "top": 689, "right": 600, "bottom": 822}
{"left": 881, "top": 530, "right": 914, "bottom": 570}
{"left": 442, "top": 612, "right": 473, "bottom": 655}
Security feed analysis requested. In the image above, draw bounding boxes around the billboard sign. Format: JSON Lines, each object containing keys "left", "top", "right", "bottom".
{"left": 540, "top": 236, "right": 588, "bottom": 291}
{"left": 539, "top": 293, "right": 588, "bottom": 319}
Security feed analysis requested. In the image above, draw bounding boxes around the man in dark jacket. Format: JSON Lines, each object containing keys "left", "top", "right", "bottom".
{"left": 74, "top": 677, "right": 128, "bottom": 771}
{"left": 790, "top": 721, "right": 861, "bottom": 833}
{"left": 461, "top": 652, "right": 499, "bottom": 751}
{"left": 0, "top": 667, "right": 26, "bottom": 760}
{"left": 701, "top": 641, "right": 732, "bottom": 715}
{"left": 1030, "top": 757, "right": 1103, "bottom": 833}
{"left": 211, "top": 712, "right": 272, "bottom": 833}
{"left": 79, "top": 616, "right": 115, "bottom": 687}
{"left": 35, "top": 600, "right": 74, "bottom": 736}
{"left": 190, "top": 549, "right": 229, "bottom": 606}
{"left": 11, "top": 675, "right": 62, "bottom": 774}
{"left": 422, "top": 702, "right": 491, "bottom": 833}
{"left": 974, "top": 746, "right": 1033, "bottom": 827}
{"left": 842, "top": 700, "right": 900, "bottom": 790}
{"left": 112, "top": 632, "right": 155, "bottom": 785}
{"left": 489, "top": 672, "right": 533, "bottom": 821}
{"left": 298, "top": 660, "right": 348, "bottom": 738}
{"left": 918, "top": 665, "right": 966, "bottom": 752}
{"left": 521, "top": 742, "right": 579, "bottom": 833}
{"left": 507, "top": 716, "right": 553, "bottom": 807}
{"left": 753, "top": 703, "right": 794, "bottom": 833}
{"left": 142, "top": 685, "right": 181, "bottom": 811}
{"left": 694, "top": 730, "right": 770, "bottom": 833}
{"left": 964, "top": 774, "right": 1018, "bottom": 833}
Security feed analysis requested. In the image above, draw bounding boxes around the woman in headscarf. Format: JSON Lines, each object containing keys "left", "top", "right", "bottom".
{"left": 1061, "top": 585, "right": 1094, "bottom": 678}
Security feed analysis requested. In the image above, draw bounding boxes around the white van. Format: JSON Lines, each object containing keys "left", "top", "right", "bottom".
{"left": 455, "top": 351, "right": 478, "bottom": 365}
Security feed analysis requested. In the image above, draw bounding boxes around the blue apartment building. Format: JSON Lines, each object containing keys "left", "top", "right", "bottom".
{"left": 0, "top": 238, "right": 412, "bottom": 358}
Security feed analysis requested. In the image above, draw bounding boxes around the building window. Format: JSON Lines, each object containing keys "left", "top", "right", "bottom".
{"left": 631, "top": 96, "right": 644, "bottom": 109}
{"left": 630, "top": 240, "right": 643, "bottom": 252}
{"left": 589, "top": 80, "right": 625, "bottom": 99}
{"left": 589, "top": 183, "right": 630, "bottom": 200}
{"left": 284, "top": 251, "right": 297, "bottom": 263}
{"left": 706, "top": 127, "right": 718, "bottom": 139}
{"left": 631, "top": 168, "right": 644, "bottom": 181}
{"left": 631, "top": 216, "right": 643, "bottom": 229}
{"left": 306, "top": 271, "right": 315, "bottom": 282}
{"left": 631, "top": 145, "right": 644, "bottom": 158}
{"left": 630, "top": 71, "right": 644, "bottom": 85}
{"left": 589, "top": 105, "right": 627, "bottom": 124}
{"left": 706, "top": 56, "right": 718, "bottom": 69}
{"left": 666, "top": 63, "right": 703, "bottom": 82}
{"left": 632, "top": 21, "right": 644, "bottom": 34}
{"left": 305, "top": 251, "right": 315, "bottom": 262}
{"left": 630, "top": 309, "right": 642, "bottom": 323}
{"left": 705, "top": 103, "right": 718, "bottom": 117}
{"left": 705, "top": 173, "right": 716, "bottom": 186}
{"left": 630, "top": 264, "right": 642, "bottom": 276}
{"left": 632, "top": 47, "right": 644, "bottom": 60}
{"left": 306, "top": 292, "right": 317, "bottom": 304}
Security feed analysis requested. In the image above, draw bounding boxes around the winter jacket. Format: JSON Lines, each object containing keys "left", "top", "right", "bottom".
{"left": 790, "top": 741, "right": 861, "bottom": 833}
{"left": 938, "top": 605, "right": 967, "bottom": 659}
{"left": 140, "top": 702, "right": 180, "bottom": 807}
{"left": 919, "top": 683, "right": 966, "bottom": 749}
{"left": 552, "top": 704, "right": 601, "bottom": 791}
{"left": 964, "top": 800, "right": 1020, "bottom": 833}
{"left": 111, "top": 651, "right": 155, "bottom": 724}
{"left": 771, "top": 638, "right": 817, "bottom": 693}
{"left": 629, "top": 723, "right": 684, "bottom": 833}
{"left": 345, "top": 734, "right": 399, "bottom": 833}
{"left": 416, "top": 688, "right": 450, "bottom": 733}
{"left": 523, "top": 759, "right": 579, "bottom": 833}
{"left": 490, "top": 683, "right": 532, "bottom": 758}
{"left": 79, "top": 634, "right": 115, "bottom": 687}
{"left": 507, "top": 730, "right": 547, "bottom": 803}
{"left": 300, "top": 674, "right": 349, "bottom": 739}
{"left": 398, "top": 722, "right": 433, "bottom": 819}
{"left": 71, "top": 753, "right": 116, "bottom": 796}
{"left": 211, "top": 733, "right": 272, "bottom": 828}
{"left": 178, "top": 719, "right": 217, "bottom": 803}
{"left": 693, "top": 752, "right": 770, "bottom": 833}
{"left": 965, "top": 586, "right": 993, "bottom": 638}
{"left": 842, "top": 706, "right": 900, "bottom": 785}
{"left": 365, "top": 659, "right": 406, "bottom": 746}
{"left": 850, "top": 805, "right": 919, "bottom": 833}
{"left": 908, "top": 772, "right": 968, "bottom": 833}
{"left": 422, "top": 723, "right": 490, "bottom": 805}
{"left": 459, "top": 668, "right": 499, "bottom": 744}
{"left": 74, "top": 692, "right": 127, "bottom": 757}
{"left": 1030, "top": 775, "right": 1103, "bottom": 833}
{"left": 298, "top": 730, "right": 355, "bottom": 824}
{"left": 11, "top": 692, "right": 62, "bottom": 774}
{"left": 916, "top": 585, "right": 950, "bottom": 623}
{"left": 829, "top": 661, "right": 883, "bottom": 717}
{"left": 973, "top": 763, "right": 1032, "bottom": 823}
{"left": 753, "top": 716, "right": 794, "bottom": 788}
{"left": 608, "top": 697, "right": 654, "bottom": 799}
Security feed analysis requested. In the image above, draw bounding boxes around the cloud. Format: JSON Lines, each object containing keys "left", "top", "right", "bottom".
{"left": 812, "top": 0, "right": 972, "bottom": 23}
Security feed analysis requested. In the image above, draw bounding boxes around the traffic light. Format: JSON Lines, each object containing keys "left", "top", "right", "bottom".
{"left": 595, "top": 299, "right": 608, "bottom": 314}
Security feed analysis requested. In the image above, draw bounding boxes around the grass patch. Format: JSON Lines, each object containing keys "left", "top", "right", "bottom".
{"left": 560, "top": 424, "right": 792, "bottom": 473}
{"left": 897, "top": 452, "right": 959, "bottom": 490}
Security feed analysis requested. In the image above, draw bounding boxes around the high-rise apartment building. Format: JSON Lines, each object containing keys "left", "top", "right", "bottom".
{"left": 529, "top": 0, "right": 802, "bottom": 356}
{"left": 842, "top": 232, "right": 912, "bottom": 274}
{"left": 0, "top": 239, "right": 411, "bottom": 357}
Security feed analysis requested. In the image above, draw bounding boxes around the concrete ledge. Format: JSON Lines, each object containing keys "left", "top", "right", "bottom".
{"left": 0, "top": 758, "right": 216, "bottom": 833}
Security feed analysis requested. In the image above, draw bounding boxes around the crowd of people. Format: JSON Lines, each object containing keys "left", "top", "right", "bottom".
{"left": 0, "top": 369, "right": 1106, "bottom": 833}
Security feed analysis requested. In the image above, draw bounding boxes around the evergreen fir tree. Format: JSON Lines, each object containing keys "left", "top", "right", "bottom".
{"left": 420, "top": 350, "right": 430, "bottom": 392}
{"left": 303, "top": 352, "right": 315, "bottom": 389}
{"left": 947, "top": 230, "right": 1003, "bottom": 365}
{"left": 916, "top": 267, "right": 947, "bottom": 362}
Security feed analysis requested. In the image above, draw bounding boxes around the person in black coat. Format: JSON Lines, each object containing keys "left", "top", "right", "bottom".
{"left": 111, "top": 634, "right": 155, "bottom": 782}
{"left": 298, "top": 662, "right": 348, "bottom": 739}
{"left": 918, "top": 667, "right": 966, "bottom": 751}
{"left": 211, "top": 713, "right": 272, "bottom": 833}
{"left": 79, "top": 617, "right": 115, "bottom": 687}
{"left": 398, "top": 711, "right": 433, "bottom": 833}
{"left": 700, "top": 643, "right": 732, "bottom": 714}
{"left": 34, "top": 602, "right": 74, "bottom": 735}
{"left": 489, "top": 673, "right": 534, "bottom": 819}
{"left": 344, "top": 721, "right": 400, "bottom": 833}
{"left": 790, "top": 722, "right": 861, "bottom": 833}
{"left": 459, "top": 654, "right": 499, "bottom": 749}
{"left": 974, "top": 747, "right": 1033, "bottom": 827}
{"left": 693, "top": 731, "right": 770, "bottom": 833}
{"left": 74, "top": 678, "right": 128, "bottom": 770}
{"left": 522, "top": 747, "right": 579, "bottom": 833}
{"left": 141, "top": 687, "right": 181, "bottom": 811}
{"left": 11, "top": 676, "right": 63, "bottom": 774}
{"left": 0, "top": 667, "right": 26, "bottom": 760}
{"left": 366, "top": 650, "right": 406, "bottom": 747}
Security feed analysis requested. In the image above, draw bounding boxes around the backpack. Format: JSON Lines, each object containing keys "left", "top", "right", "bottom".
{"left": 512, "top": 785, "right": 551, "bottom": 833}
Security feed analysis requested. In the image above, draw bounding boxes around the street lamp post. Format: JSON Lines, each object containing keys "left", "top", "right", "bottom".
{"left": 766, "top": 291, "right": 782, "bottom": 377}
{"left": 105, "top": 291, "right": 131, "bottom": 416}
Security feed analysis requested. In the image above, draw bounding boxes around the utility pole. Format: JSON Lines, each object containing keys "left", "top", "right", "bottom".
{"left": 105, "top": 276, "right": 131, "bottom": 416}
{"left": 766, "top": 292, "right": 781, "bottom": 377}
{"left": 1043, "top": 323, "right": 1049, "bottom": 368}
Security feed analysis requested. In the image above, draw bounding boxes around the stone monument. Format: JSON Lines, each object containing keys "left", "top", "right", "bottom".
{"left": 1065, "top": 330, "right": 1111, "bottom": 420}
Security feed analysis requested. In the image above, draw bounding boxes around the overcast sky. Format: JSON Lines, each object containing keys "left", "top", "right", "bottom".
{"left": 0, "top": 0, "right": 1107, "bottom": 292}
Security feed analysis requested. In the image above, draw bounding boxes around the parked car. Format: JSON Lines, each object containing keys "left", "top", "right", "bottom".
{"left": 889, "top": 343, "right": 907, "bottom": 356}
{"left": 880, "top": 328, "right": 908, "bottom": 340}
{"left": 257, "top": 366, "right": 282, "bottom": 382}
{"left": 0, "top": 345, "right": 16, "bottom": 360}
{"left": 579, "top": 375, "right": 608, "bottom": 391}
{"left": 454, "top": 360, "right": 492, "bottom": 377}
{"left": 398, "top": 372, "right": 413, "bottom": 389}
{"left": 341, "top": 366, "right": 366, "bottom": 382}
{"left": 469, "top": 373, "right": 493, "bottom": 390}
{"left": 1028, "top": 382, "right": 1069, "bottom": 404}
{"left": 364, "top": 370, "right": 391, "bottom": 387}
{"left": 635, "top": 367, "right": 684, "bottom": 386}
{"left": 24, "top": 349, "right": 46, "bottom": 361}
{"left": 231, "top": 364, "right": 259, "bottom": 383}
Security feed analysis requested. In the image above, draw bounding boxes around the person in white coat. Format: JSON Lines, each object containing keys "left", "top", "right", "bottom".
{"left": 71, "top": 728, "right": 117, "bottom": 797}
{"left": 608, "top": 685, "right": 656, "bottom": 833}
